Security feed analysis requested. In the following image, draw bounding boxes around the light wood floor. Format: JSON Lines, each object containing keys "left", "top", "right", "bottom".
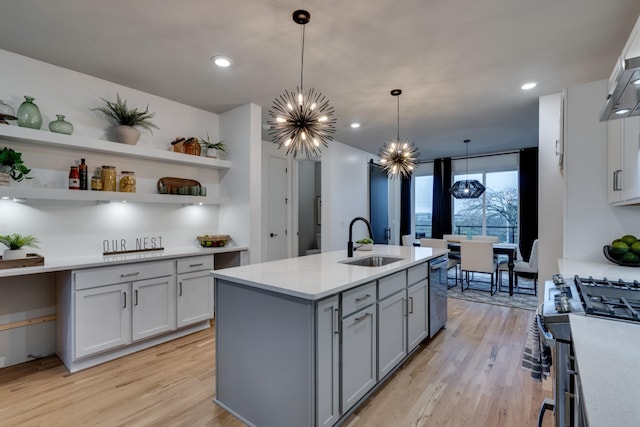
{"left": 0, "top": 299, "right": 552, "bottom": 427}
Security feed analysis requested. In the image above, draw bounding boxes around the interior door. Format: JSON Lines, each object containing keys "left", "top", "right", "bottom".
{"left": 267, "top": 155, "right": 288, "bottom": 261}
{"left": 369, "top": 161, "right": 389, "bottom": 244}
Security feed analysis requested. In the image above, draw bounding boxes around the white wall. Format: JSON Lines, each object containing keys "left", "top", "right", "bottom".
{"left": 538, "top": 92, "right": 565, "bottom": 282}
{"left": 563, "top": 80, "right": 640, "bottom": 261}
{"left": 321, "top": 141, "right": 376, "bottom": 252}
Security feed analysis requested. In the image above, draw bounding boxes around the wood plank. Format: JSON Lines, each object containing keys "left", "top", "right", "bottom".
{"left": 0, "top": 314, "right": 56, "bottom": 331}
{"left": 0, "top": 299, "right": 552, "bottom": 426}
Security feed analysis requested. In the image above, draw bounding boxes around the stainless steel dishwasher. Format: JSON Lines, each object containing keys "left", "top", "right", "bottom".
{"left": 429, "top": 255, "right": 448, "bottom": 336}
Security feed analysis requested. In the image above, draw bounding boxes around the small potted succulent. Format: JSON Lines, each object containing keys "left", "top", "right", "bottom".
{"left": 200, "top": 133, "right": 226, "bottom": 159}
{"left": 0, "top": 147, "right": 32, "bottom": 184}
{"left": 355, "top": 237, "right": 374, "bottom": 251}
{"left": 92, "top": 93, "right": 159, "bottom": 145}
{"left": 0, "top": 233, "right": 40, "bottom": 260}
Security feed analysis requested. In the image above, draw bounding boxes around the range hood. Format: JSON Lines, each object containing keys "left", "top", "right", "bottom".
{"left": 599, "top": 55, "right": 640, "bottom": 121}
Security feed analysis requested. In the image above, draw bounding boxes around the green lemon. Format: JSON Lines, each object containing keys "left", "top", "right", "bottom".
{"left": 611, "top": 240, "right": 629, "bottom": 257}
{"left": 631, "top": 241, "right": 640, "bottom": 256}
{"left": 620, "top": 235, "right": 637, "bottom": 246}
{"left": 622, "top": 252, "right": 639, "bottom": 263}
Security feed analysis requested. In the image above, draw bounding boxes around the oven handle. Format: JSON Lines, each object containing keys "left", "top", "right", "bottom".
{"left": 537, "top": 397, "right": 555, "bottom": 427}
{"left": 536, "top": 312, "right": 556, "bottom": 347}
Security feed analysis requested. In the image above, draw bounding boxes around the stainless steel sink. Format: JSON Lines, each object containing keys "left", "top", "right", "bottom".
{"left": 340, "top": 255, "right": 404, "bottom": 267}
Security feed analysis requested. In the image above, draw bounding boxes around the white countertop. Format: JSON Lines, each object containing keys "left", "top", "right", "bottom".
{"left": 0, "top": 245, "right": 248, "bottom": 278}
{"left": 559, "top": 258, "right": 640, "bottom": 282}
{"left": 210, "top": 245, "right": 448, "bottom": 300}
{"left": 570, "top": 315, "right": 640, "bottom": 427}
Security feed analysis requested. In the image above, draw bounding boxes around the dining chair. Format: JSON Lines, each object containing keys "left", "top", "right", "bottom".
{"left": 420, "top": 238, "right": 459, "bottom": 288}
{"left": 402, "top": 234, "right": 414, "bottom": 246}
{"left": 460, "top": 240, "right": 498, "bottom": 295}
{"left": 471, "top": 235, "right": 499, "bottom": 243}
{"left": 442, "top": 234, "right": 467, "bottom": 242}
{"left": 498, "top": 239, "right": 538, "bottom": 295}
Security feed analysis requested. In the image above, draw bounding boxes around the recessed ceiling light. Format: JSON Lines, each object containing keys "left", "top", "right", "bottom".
{"left": 211, "top": 56, "right": 232, "bottom": 68}
{"left": 521, "top": 81, "right": 537, "bottom": 90}
{"left": 350, "top": 123, "right": 361, "bottom": 129}
{"left": 615, "top": 108, "right": 631, "bottom": 115}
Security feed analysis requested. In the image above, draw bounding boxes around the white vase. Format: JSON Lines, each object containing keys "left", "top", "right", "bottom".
{"left": 114, "top": 125, "right": 141, "bottom": 145}
{"left": 206, "top": 147, "right": 218, "bottom": 158}
{"left": 3, "top": 249, "right": 27, "bottom": 260}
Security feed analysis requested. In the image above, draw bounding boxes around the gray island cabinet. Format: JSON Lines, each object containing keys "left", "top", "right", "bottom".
{"left": 211, "top": 245, "right": 447, "bottom": 427}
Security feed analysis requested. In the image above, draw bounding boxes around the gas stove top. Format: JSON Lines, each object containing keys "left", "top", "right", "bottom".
{"left": 574, "top": 276, "right": 640, "bottom": 322}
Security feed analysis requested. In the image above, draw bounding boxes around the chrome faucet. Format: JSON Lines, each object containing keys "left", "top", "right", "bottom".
{"left": 347, "top": 217, "right": 374, "bottom": 257}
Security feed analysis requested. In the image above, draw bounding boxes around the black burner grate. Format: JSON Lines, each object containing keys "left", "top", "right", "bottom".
{"left": 574, "top": 275, "right": 640, "bottom": 322}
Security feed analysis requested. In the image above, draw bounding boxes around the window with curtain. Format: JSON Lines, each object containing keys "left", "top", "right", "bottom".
{"left": 414, "top": 175, "right": 433, "bottom": 238}
{"left": 452, "top": 170, "right": 519, "bottom": 242}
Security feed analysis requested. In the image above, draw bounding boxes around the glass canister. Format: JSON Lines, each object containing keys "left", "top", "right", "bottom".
{"left": 91, "top": 176, "right": 102, "bottom": 191}
{"left": 101, "top": 165, "right": 117, "bottom": 192}
{"left": 119, "top": 171, "right": 136, "bottom": 192}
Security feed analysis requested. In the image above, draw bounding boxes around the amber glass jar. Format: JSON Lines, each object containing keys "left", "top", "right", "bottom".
{"left": 101, "top": 166, "right": 117, "bottom": 192}
{"left": 119, "top": 171, "right": 136, "bottom": 192}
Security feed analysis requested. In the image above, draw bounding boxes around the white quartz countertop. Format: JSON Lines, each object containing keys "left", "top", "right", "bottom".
{"left": 559, "top": 258, "right": 640, "bottom": 282}
{"left": 0, "top": 245, "right": 247, "bottom": 278}
{"left": 210, "top": 245, "right": 448, "bottom": 300}
{"left": 570, "top": 315, "right": 640, "bottom": 427}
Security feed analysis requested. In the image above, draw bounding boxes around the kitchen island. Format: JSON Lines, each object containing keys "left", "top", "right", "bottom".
{"left": 210, "top": 245, "right": 447, "bottom": 427}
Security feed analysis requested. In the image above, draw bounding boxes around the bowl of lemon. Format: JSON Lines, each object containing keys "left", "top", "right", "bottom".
{"left": 603, "top": 234, "right": 640, "bottom": 266}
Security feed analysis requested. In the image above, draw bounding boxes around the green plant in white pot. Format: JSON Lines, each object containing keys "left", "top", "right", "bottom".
{"left": 0, "top": 147, "right": 32, "bottom": 185}
{"left": 200, "top": 133, "right": 226, "bottom": 159}
{"left": 355, "top": 238, "right": 374, "bottom": 251}
{"left": 0, "top": 233, "right": 40, "bottom": 260}
{"left": 92, "top": 93, "right": 159, "bottom": 145}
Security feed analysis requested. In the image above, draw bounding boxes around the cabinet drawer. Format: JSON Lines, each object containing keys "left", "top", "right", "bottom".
{"left": 407, "top": 262, "right": 428, "bottom": 285}
{"left": 378, "top": 270, "right": 406, "bottom": 300}
{"left": 342, "top": 281, "right": 376, "bottom": 317}
{"left": 177, "top": 255, "right": 214, "bottom": 274}
{"left": 74, "top": 260, "right": 173, "bottom": 290}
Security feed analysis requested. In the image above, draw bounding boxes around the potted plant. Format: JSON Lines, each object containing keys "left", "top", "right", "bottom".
{"left": 92, "top": 93, "right": 159, "bottom": 145}
{"left": 0, "top": 147, "right": 32, "bottom": 184}
{"left": 356, "top": 237, "right": 374, "bottom": 251}
{"left": 200, "top": 133, "right": 226, "bottom": 159}
{"left": 0, "top": 233, "right": 40, "bottom": 260}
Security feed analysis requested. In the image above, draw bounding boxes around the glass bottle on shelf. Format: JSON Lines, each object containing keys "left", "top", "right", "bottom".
{"left": 119, "top": 171, "right": 136, "bottom": 193}
{"left": 101, "top": 165, "right": 117, "bottom": 192}
{"left": 69, "top": 166, "right": 80, "bottom": 190}
{"left": 16, "top": 96, "right": 43, "bottom": 129}
{"left": 48, "top": 114, "right": 74, "bottom": 135}
{"left": 79, "top": 158, "right": 88, "bottom": 190}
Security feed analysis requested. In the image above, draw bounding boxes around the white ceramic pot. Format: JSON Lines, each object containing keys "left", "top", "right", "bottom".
{"left": 0, "top": 167, "right": 10, "bottom": 186}
{"left": 358, "top": 243, "right": 373, "bottom": 251}
{"left": 206, "top": 147, "right": 218, "bottom": 158}
{"left": 114, "top": 125, "right": 141, "bottom": 145}
{"left": 3, "top": 249, "right": 27, "bottom": 260}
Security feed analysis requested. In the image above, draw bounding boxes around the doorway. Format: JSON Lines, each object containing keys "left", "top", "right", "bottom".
{"left": 369, "top": 160, "right": 390, "bottom": 244}
{"left": 297, "top": 159, "right": 321, "bottom": 256}
{"left": 266, "top": 155, "right": 288, "bottom": 261}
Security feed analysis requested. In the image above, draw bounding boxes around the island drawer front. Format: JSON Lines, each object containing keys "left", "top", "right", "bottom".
{"left": 407, "top": 262, "right": 429, "bottom": 286}
{"left": 378, "top": 270, "right": 406, "bottom": 300}
{"left": 74, "top": 260, "right": 174, "bottom": 290}
{"left": 177, "top": 255, "right": 213, "bottom": 274}
{"left": 342, "top": 281, "right": 376, "bottom": 317}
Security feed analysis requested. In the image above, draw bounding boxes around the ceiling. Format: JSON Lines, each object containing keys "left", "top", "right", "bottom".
{"left": 1, "top": 0, "right": 639, "bottom": 161}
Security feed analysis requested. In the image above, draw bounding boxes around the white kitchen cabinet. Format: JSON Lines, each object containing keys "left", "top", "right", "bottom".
{"left": 74, "top": 283, "right": 131, "bottom": 358}
{"left": 608, "top": 119, "right": 624, "bottom": 203}
{"left": 608, "top": 116, "right": 640, "bottom": 205}
{"left": 315, "top": 295, "right": 340, "bottom": 427}
{"left": 131, "top": 276, "right": 176, "bottom": 341}
{"left": 341, "top": 304, "right": 377, "bottom": 412}
{"left": 407, "top": 279, "right": 429, "bottom": 351}
{"left": 176, "top": 255, "right": 214, "bottom": 328}
{"left": 377, "top": 290, "right": 407, "bottom": 379}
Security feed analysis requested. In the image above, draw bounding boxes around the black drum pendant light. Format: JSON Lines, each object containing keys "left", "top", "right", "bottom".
{"left": 449, "top": 139, "right": 486, "bottom": 199}
{"left": 379, "top": 89, "right": 419, "bottom": 178}
{"left": 267, "top": 10, "right": 336, "bottom": 158}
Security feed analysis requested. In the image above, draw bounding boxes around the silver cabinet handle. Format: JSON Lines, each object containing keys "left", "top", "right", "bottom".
{"left": 121, "top": 272, "right": 140, "bottom": 278}
{"left": 409, "top": 296, "right": 414, "bottom": 314}
{"left": 613, "top": 170, "right": 622, "bottom": 191}
{"left": 355, "top": 294, "right": 371, "bottom": 303}
{"left": 134, "top": 290, "right": 138, "bottom": 306}
{"left": 179, "top": 281, "right": 183, "bottom": 296}
{"left": 354, "top": 312, "right": 370, "bottom": 323}
{"left": 123, "top": 291, "right": 127, "bottom": 308}
{"left": 189, "top": 263, "right": 204, "bottom": 268}
{"left": 334, "top": 308, "right": 340, "bottom": 335}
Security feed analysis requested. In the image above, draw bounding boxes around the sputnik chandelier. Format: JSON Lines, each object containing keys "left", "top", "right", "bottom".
{"left": 449, "top": 139, "right": 486, "bottom": 199}
{"left": 379, "top": 89, "right": 419, "bottom": 178}
{"left": 267, "top": 10, "right": 336, "bottom": 158}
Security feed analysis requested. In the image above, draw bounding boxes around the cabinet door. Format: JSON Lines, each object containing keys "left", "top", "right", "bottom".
{"left": 316, "top": 296, "right": 340, "bottom": 427}
{"left": 341, "top": 305, "right": 376, "bottom": 412}
{"left": 622, "top": 117, "right": 640, "bottom": 201}
{"left": 609, "top": 119, "right": 624, "bottom": 203}
{"left": 407, "top": 280, "right": 428, "bottom": 351}
{"left": 377, "top": 290, "right": 407, "bottom": 379}
{"left": 75, "top": 283, "right": 131, "bottom": 358}
{"left": 177, "top": 271, "right": 213, "bottom": 328}
{"left": 132, "top": 275, "right": 176, "bottom": 341}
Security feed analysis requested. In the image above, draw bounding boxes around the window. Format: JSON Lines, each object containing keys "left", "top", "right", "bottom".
{"left": 414, "top": 175, "right": 433, "bottom": 238}
{"left": 452, "top": 170, "right": 518, "bottom": 243}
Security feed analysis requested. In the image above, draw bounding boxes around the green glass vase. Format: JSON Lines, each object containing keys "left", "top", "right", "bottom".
{"left": 49, "top": 114, "right": 74, "bottom": 135}
{"left": 16, "top": 96, "right": 43, "bottom": 129}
